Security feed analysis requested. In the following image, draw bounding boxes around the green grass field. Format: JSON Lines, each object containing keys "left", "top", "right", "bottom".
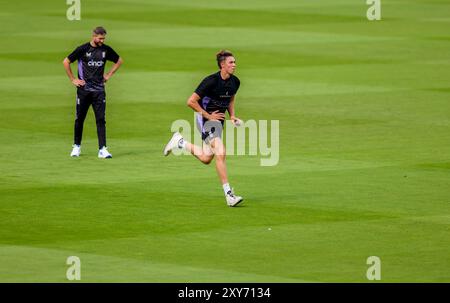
{"left": 0, "top": 0, "right": 449, "bottom": 282}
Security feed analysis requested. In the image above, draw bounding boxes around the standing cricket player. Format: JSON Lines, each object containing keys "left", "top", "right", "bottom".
{"left": 163, "top": 50, "right": 244, "bottom": 207}
{"left": 63, "top": 26, "right": 123, "bottom": 158}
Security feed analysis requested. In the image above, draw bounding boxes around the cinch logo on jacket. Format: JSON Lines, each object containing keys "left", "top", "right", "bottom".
{"left": 88, "top": 60, "right": 104, "bottom": 67}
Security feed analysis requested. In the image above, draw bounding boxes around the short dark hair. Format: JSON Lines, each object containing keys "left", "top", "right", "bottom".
{"left": 93, "top": 26, "right": 107, "bottom": 35}
{"left": 216, "top": 50, "right": 233, "bottom": 68}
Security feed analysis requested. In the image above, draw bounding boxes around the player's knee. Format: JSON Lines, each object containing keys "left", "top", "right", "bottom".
{"left": 75, "top": 114, "right": 86, "bottom": 123}
{"left": 96, "top": 117, "right": 106, "bottom": 125}
{"left": 215, "top": 153, "right": 226, "bottom": 162}
{"left": 215, "top": 147, "right": 226, "bottom": 159}
{"left": 201, "top": 156, "right": 213, "bottom": 165}
{"left": 75, "top": 118, "right": 85, "bottom": 125}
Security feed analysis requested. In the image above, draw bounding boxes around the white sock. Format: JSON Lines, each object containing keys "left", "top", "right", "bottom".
{"left": 223, "top": 183, "right": 231, "bottom": 195}
{"left": 178, "top": 138, "right": 186, "bottom": 149}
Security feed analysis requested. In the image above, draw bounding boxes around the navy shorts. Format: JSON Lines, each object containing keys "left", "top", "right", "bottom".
{"left": 196, "top": 114, "right": 224, "bottom": 144}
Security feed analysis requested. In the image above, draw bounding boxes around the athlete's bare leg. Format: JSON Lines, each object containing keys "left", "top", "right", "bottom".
{"left": 210, "top": 137, "right": 228, "bottom": 184}
{"left": 184, "top": 141, "right": 214, "bottom": 164}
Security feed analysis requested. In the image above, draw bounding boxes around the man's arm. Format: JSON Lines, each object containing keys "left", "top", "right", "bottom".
{"left": 62, "top": 58, "right": 86, "bottom": 87}
{"left": 187, "top": 93, "right": 224, "bottom": 121}
{"left": 227, "top": 96, "right": 241, "bottom": 125}
{"left": 104, "top": 57, "right": 123, "bottom": 82}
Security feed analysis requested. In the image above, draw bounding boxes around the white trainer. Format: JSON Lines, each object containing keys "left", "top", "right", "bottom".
{"left": 163, "top": 132, "right": 183, "bottom": 156}
{"left": 70, "top": 144, "right": 81, "bottom": 157}
{"left": 226, "top": 189, "right": 243, "bottom": 207}
{"left": 98, "top": 146, "right": 112, "bottom": 159}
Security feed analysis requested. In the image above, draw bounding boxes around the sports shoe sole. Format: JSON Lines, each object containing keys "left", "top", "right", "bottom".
{"left": 163, "top": 133, "right": 181, "bottom": 156}
{"left": 228, "top": 198, "right": 244, "bottom": 207}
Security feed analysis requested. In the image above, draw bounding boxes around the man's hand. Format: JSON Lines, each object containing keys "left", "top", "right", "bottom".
{"left": 230, "top": 116, "right": 243, "bottom": 126}
{"left": 71, "top": 79, "right": 85, "bottom": 87}
{"left": 207, "top": 110, "right": 225, "bottom": 121}
{"left": 103, "top": 73, "right": 111, "bottom": 83}
{"left": 104, "top": 58, "right": 123, "bottom": 83}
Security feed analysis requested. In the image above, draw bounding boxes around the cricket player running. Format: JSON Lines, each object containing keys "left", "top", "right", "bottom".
{"left": 163, "top": 50, "right": 244, "bottom": 207}
{"left": 63, "top": 26, "right": 123, "bottom": 158}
